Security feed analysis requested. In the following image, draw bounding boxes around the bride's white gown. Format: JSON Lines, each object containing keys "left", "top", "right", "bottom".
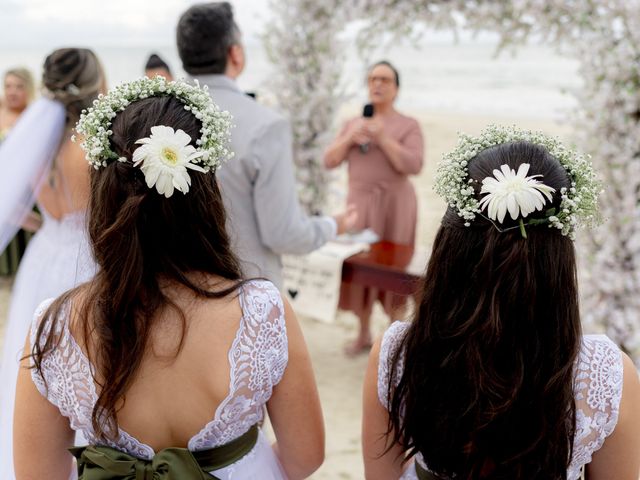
{"left": 29, "top": 279, "right": 288, "bottom": 479}
{"left": 0, "top": 208, "right": 96, "bottom": 480}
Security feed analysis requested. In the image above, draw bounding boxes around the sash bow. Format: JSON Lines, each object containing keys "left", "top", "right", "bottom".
{"left": 70, "top": 424, "right": 259, "bottom": 480}
{"left": 71, "top": 446, "right": 215, "bottom": 480}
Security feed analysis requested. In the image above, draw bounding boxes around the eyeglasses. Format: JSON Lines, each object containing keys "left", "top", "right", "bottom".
{"left": 368, "top": 75, "right": 395, "bottom": 85}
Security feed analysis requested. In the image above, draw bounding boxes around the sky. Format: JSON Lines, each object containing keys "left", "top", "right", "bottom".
{"left": 0, "top": 0, "right": 273, "bottom": 47}
{"left": 0, "top": 0, "right": 507, "bottom": 49}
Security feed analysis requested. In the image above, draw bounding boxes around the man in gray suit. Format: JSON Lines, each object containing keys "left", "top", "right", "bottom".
{"left": 177, "top": 2, "right": 356, "bottom": 288}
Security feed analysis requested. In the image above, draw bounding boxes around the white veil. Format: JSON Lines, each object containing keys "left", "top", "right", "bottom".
{"left": 0, "top": 97, "right": 66, "bottom": 251}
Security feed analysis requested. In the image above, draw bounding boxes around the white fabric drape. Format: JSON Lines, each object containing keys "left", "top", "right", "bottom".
{"left": 0, "top": 97, "right": 66, "bottom": 251}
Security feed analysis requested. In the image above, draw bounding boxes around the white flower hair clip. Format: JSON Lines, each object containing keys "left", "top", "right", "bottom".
{"left": 478, "top": 163, "right": 555, "bottom": 238}
{"left": 132, "top": 125, "right": 205, "bottom": 198}
{"left": 434, "top": 124, "right": 602, "bottom": 240}
{"left": 75, "top": 76, "right": 233, "bottom": 190}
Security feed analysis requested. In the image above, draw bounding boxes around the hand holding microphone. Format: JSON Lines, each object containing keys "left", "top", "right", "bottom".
{"left": 359, "top": 103, "right": 375, "bottom": 154}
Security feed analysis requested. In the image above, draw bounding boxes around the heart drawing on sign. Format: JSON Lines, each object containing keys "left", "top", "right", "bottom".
{"left": 288, "top": 289, "right": 299, "bottom": 300}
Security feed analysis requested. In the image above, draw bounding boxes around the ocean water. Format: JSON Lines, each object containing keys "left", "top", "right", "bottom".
{"left": 0, "top": 39, "right": 581, "bottom": 120}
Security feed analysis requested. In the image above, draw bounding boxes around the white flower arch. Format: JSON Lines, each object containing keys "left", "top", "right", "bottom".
{"left": 264, "top": 0, "right": 640, "bottom": 364}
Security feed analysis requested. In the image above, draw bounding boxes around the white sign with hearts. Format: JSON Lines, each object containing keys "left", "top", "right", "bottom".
{"left": 282, "top": 242, "right": 369, "bottom": 323}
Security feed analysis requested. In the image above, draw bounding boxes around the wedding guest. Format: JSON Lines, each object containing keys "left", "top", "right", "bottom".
{"left": 0, "top": 67, "right": 35, "bottom": 141}
{"left": 14, "top": 76, "right": 324, "bottom": 479}
{"left": 144, "top": 53, "right": 173, "bottom": 81}
{"left": 0, "top": 49, "right": 103, "bottom": 480}
{"left": 177, "top": 2, "right": 357, "bottom": 288}
{"left": 0, "top": 67, "right": 36, "bottom": 275}
{"left": 362, "top": 126, "right": 640, "bottom": 479}
{"left": 324, "top": 60, "right": 424, "bottom": 356}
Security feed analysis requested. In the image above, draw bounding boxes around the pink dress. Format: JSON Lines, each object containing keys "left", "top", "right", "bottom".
{"left": 338, "top": 112, "right": 424, "bottom": 317}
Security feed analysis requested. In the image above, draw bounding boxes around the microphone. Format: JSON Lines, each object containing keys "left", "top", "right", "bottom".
{"left": 360, "top": 103, "right": 374, "bottom": 154}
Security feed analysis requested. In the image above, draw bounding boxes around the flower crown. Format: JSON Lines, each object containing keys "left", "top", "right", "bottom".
{"left": 75, "top": 76, "right": 233, "bottom": 197}
{"left": 434, "top": 125, "right": 601, "bottom": 239}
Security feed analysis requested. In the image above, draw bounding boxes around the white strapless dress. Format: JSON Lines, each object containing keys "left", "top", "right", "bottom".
{"left": 0, "top": 209, "right": 96, "bottom": 480}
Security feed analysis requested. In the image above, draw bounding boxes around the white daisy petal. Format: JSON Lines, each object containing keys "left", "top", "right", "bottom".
{"left": 173, "top": 129, "right": 193, "bottom": 147}
{"left": 150, "top": 125, "right": 174, "bottom": 138}
{"left": 507, "top": 193, "right": 519, "bottom": 220}
{"left": 497, "top": 200, "right": 508, "bottom": 223}
{"left": 516, "top": 163, "right": 531, "bottom": 177}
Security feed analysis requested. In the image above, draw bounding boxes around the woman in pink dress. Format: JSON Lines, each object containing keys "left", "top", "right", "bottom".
{"left": 324, "top": 61, "right": 424, "bottom": 355}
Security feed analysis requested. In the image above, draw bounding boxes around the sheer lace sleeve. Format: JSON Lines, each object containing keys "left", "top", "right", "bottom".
{"left": 189, "top": 279, "right": 288, "bottom": 451}
{"left": 377, "top": 321, "right": 410, "bottom": 409}
{"left": 29, "top": 298, "right": 56, "bottom": 399}
{"left": 29, "top": 297, "right": 96, "bottom": 433}
{"left": 568, "top": 334, "right": 624, "bottom": 478}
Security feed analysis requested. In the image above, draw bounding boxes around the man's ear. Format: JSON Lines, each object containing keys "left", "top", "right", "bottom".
{"left": 228, "top": 44, "right": 243, "bottom": 68}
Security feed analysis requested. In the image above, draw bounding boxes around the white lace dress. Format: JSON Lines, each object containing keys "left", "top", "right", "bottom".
{"left": 28, "top": 279, "right": 289, "bottom": 479}
{"left": 0, "top": 208, "right": 96, "bottom": 480}
{"left": 378, "top": 321, "right": 624, "bottom": 480}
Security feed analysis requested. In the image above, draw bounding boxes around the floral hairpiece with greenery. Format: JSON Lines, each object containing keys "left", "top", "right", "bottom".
{"left": 434, "top": 124, "right": 601, "bottom": 239}
{"left": 74, "top": 76, "right": 233, "bottom": 197}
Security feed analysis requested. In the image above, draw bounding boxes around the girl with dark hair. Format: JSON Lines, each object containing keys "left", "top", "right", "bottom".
{"left": 13, "top": 76, "right": 324, "bottom": 479}
{"left": 0, "top": 48, "right": 104, "bottom": 480}
{"left": 362, "top": 126, "right": 640, "bottom": 479}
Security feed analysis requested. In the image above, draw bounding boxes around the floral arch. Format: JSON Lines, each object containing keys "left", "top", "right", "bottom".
{"left": 264, "top": 1, "right": 640, "bottom": 364}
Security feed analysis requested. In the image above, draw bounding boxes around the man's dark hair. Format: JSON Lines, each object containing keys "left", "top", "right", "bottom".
{"left": 144, "top": 53, "right": 171, "bottom": 73}
{"left": 177, "top": 2, "right": 240, "bottom": 75}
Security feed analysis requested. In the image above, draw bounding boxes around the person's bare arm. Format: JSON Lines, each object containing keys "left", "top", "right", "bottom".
{"left": 14, "top": 337, "right": 75, "bottom": 479}
{"left": 586, "top": 352, "right": 640, "bottom": 479}
{"left": 362, "top": 338, "right": 407, "bottom": 479}
{"left": 267, "top": 298, "right": 325, "bottom": 479}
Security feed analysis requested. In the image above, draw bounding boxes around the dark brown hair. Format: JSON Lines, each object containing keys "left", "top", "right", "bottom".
{"left": 31, "top": 95, "right": 245, "bottom": 439}
{"left": 177, "top": 2, "right": 240, "bottom": 75}
{"left": 387, "top": 141, "right": 581, "bottom": 479}
{"left": 42, "top": 48, "right": 104, "bottom": 126}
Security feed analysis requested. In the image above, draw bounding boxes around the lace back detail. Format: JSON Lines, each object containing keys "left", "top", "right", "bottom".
{"left": 29, "top": 279, "right": 288, "bottom": 459}
{"left": 189, "top": 279, "right": 288, "bottom": 450}
{"left": 377, "top": 327, "right": 624, "bottom": 480}
{"left": 377, "top": 321, "right": 410, "bottom": 409}
{"left": 568, "top": 334, "right": 623, "bottom": 478}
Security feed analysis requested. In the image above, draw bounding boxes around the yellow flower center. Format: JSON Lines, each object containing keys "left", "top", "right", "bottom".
{"left": 162, "top": 147, "right": 178, "bottom": 165}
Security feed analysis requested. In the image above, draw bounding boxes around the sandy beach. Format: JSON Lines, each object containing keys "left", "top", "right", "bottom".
{"left": 0, "top": 110, "right": 570, "bottom": 478}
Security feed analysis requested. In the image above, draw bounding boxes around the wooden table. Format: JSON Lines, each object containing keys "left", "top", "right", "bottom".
{"left": 341, "top": 241, "right": 428, "bottom": 296}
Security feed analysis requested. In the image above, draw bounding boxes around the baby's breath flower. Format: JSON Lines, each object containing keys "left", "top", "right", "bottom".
{"left": 75, "top": 75, "right": 233, "bottom": 173}
{"left": 434, "top": 124, "right": 602, "bottom": 239}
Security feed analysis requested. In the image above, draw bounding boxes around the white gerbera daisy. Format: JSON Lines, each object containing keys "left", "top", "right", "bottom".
{"left": 478, "top": 163, "right": 556, "bottom": 223}
{"left": 132, "top": 125, "right": 205, "bottom": 198}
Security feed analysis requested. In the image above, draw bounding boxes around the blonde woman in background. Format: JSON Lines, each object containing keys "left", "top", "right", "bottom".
{"left": 0, "top": 67, "right": 35, "bottom": 141}
{"left": 0, "top": 68, "right": 36, "bottom": 275}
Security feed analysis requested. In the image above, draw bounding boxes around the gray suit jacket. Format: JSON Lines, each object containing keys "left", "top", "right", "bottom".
{"left": 195, "top": 75, "right": 335, "bottom": 287}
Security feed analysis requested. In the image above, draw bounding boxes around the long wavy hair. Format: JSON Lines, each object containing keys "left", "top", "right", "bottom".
{"left": 31, "top": 95, "right": 246, "bottom": 439}
{"left": 387, "top": 141, "right": 581, "bottom": 479}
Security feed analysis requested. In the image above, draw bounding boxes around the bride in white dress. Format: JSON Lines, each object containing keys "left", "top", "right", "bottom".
{"left": 0, "top": 48, "right": 103, "bottom": 480}
{"left": 362, "top": 128, "right": 640, "bottom": 479}
{"left": 13, "top": 76, "right": 324, "bottom": 479}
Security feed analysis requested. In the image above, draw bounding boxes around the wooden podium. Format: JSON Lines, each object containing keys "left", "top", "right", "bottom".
{"left": 341, "top": 241, "right": 428, "bottom": 296}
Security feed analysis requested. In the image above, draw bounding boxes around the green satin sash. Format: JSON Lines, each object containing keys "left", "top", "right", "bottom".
{"left": 70, "top": 424, "right": 258, "bottom": 480}
{"left": 415, "top": 461, "right": 440, "bottom": 480}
